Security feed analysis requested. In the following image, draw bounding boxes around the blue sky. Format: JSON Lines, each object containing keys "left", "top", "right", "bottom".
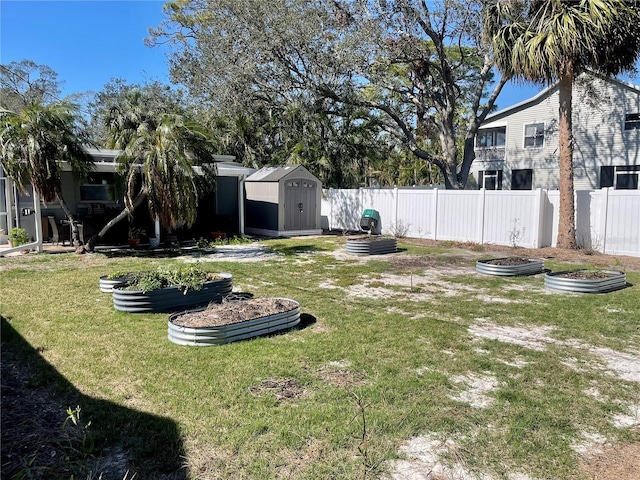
{"left": 1, "top": 0, "right": 168, "bottom": 97}
{"left": 1, "top": 0, "right": 637, "bottom": 110}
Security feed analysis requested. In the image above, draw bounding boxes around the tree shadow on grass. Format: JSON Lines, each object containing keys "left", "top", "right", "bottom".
{"left": 96, "top": 247, "right": 182, "bottom": 259}
{"left": 1, "top": 316, "right": 187, "bottom": 480}
{"left": 268, "top": 245, "right": 327, "bottom": 256}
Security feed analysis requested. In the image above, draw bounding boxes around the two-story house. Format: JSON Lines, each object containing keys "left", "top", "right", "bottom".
{"left": 471, "top": 72, "right": 640, "bottom": 191}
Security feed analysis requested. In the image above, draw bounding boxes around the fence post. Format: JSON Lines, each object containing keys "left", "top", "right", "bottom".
{"left": 531, "top": 188, "right": 544, "bottom": 248}
{"left": 431, "top": 188, "right": 438, "bottom": 240}
{"left": 394, "top": 187, "right": 399, "bottom": 233}
{"left": 600, "top": 187, "right": 610, "bottom": 254}
{"left": 478, "top": 188, "right": 486, "bottom": 244}
{"left": 328, "top": 189, "right": 331, "bottom": 231}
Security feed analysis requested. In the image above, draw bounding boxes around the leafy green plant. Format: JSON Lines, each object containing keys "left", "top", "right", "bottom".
{"left": 127, "top": 227, "right": 145, "bottom": 240}
{"left": 62, "top": 406, "right": 95, "bottom": 457}
{"left": 126, "top": 270, "right": 167, "bottom": 293}
{"left": 195, "top": 237, "right": 213, "bottom": 249}
{"left": 106, "top": 270, "right": 137, "bottom": 281}
{"left": 8, "top": 227, "right": 29, "bottom": 247}
{"left": 196, "top": 235, "right": 253, "bottom": 249}
{"left": 125, "top": 265, "right": 219, "bottom": 293}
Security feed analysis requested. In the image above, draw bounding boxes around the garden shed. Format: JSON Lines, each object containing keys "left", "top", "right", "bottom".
{"left": 245, "top": 165, "right": 322, "bottom": 237}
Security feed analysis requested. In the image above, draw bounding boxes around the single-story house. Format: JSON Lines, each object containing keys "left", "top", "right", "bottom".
{"left": 1, "top": 148, "right": 256, "bottom": 250}
{"left": 471, "top": 72, "right": 640, "bottom": 190}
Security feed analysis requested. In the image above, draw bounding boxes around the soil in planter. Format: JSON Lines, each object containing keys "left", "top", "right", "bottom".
{"left": 485, "top": 257, "right": 533, "bottom": 266}
{"left": 348, "top": 235, "right": 393, "bottom": 242}
{"left": 555, "top": 270, "right": 614, "bottom": 280}
{"left": 171, "top": 298, "right": 298, "bottom": 328}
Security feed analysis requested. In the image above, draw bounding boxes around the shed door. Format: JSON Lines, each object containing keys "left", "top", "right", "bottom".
{"left": 285, "top": 179, "right": 317, "bottom": 230}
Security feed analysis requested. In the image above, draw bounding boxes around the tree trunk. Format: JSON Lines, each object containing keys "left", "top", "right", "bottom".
{"left": 439, "top": 120, "right": 462, "bottom": 189}
{"left": 54, "top": 191, "right": 83, "bottom": 252}
{"left": 458, "top": 137, "right": 477, "bottom": 189}
{"left": 83, "top": 190, "right": 148, "bottom": 253}
{"left": 556, "top": 64, "right": 577, "bottom": 249}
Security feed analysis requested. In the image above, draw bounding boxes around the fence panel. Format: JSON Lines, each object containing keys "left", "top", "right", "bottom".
{"left": 395, "top": 189, "right": 435, "bottom": 238}
{"left": 436, "top": 190, "right": 482, "bottom": 242}
{"left": 483, "top": 190, "right": 539, "bottom": 248}
{"left": 363, "top": 189, "right": 396, "bottom": 233}
{"left": 321, "top": 188, "right": 640, "bottom": 257}
{"left": 603, "top": 189, "right": 640, "bottom": 256}
{"left": 575, "top": 190, "right": 599, "bottom": 249}
{"left": 324, "top": 189, "right": 362, "bottom": 231}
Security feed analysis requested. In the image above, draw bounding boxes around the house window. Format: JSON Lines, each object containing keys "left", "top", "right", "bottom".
{"left": 524, "top": 123, "right": 544, "bottom": 148}
{"left": 79, "top": 184, "right": 117, "bottom": 202}
{"left": 511, "top": 169, "right": 533, "bottom": 190}
{"left": 476, "top": 127, "right": 506, "bottom": 148}
{"left": 478, "top": 170, "right": 503, "bottom": 190}
{"left": 625, "top": 113, "right": 640, "bottom": 130}
{"left": 79, "top": 172, "right": 118, "bottom": 203}
{"left": 600, "top": 165, "right": 640, "bottom": 189}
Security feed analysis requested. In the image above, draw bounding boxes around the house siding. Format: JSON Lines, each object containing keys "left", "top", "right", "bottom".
{"left": 473, "top": 74, "right": 640, "bottom": 190}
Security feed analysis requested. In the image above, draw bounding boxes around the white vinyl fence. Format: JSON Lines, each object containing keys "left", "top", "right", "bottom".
{"left": 321, "top": 187, "right": 640, "bottom": 257}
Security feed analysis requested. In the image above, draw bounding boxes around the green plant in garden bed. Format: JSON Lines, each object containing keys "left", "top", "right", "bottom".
{"left": 1, "top": 237, "right": 639, "bottom": 479}
{"left": 123, "top": 264, "right": 220, "bottom": 293}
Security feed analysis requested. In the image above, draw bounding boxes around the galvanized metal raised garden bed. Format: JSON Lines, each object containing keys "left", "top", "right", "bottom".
{"left": 112, "top": 273, "right": 233, "bottom": 313}
{"left": 544, "top": 270, "right": 626, "bottom": 293}
{"left": 168, "top": 298, "right": 300, "bottom": 346}
{"left": 476, "top": 257, "right": 544, "bottom": 276}
{"left": 99, "top": 273, "right": 145, "bottom": 293}
{"left": 346, "top": 236, "right": 397, "bottom": 255}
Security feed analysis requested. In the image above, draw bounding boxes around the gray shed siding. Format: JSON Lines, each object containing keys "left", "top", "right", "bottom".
{"left": 472, "top": 74, "right": 640, "bottom": 190}
{"left": 245, "top": 165, "right": 322, "bottom": 236}
{"left": 245, "top": 182, "right": 279, "bottom": 231}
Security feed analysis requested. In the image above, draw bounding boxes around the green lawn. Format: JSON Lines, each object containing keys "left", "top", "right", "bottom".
{"left": 1, "top": 237, "right": 638, "bottom": 479}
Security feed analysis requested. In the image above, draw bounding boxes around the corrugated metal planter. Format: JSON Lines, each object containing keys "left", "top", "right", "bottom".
{"left": 346, "top": 236, "right": 397, "bottom": 255}
{"left": 476, "top": 258, "right": 544, "bottom": 276}
{"left": 99, "top": 272, "right": 145, "bottom": 293}
{"left": 112, "top": 273, "right": 233, "bottom": 313}
{"left": 99, "top": 275, "right": 130, "bottom": 293}
{"left": 168, "top": 298, "right": 300, "bottom": 346}
{"left": 545, "top": 270, "right": 626, "bottom": 293}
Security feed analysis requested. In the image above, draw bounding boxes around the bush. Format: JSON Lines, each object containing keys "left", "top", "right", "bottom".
{"left": 125, "top": 265, "right": 220, "bottom": 294}
{"left": 8, "top": 227, "right": 29, "bottom": 247}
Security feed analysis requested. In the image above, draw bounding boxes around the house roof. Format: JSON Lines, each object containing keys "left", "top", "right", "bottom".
{"left": 84, "top": 147, "right": 237, "bottom": 164}
{"left": 485, "top": 72, "right": 640, "bottom": 123}
{"left": 246, "top": 165, "right": 312, "bottom": 182}
{"left": 71, "top": 148, "right": 255, "bottom": 177}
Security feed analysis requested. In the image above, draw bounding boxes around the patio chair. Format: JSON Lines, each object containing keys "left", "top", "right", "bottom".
{"left": 48, "top": 216, "right": 70, "bottom": 246}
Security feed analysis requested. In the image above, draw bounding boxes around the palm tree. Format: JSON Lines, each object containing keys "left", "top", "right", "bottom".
{"left": 84, "top": 91, "right": 218, "bottom": 251}
{"left": 0, "top": 101, "right": 94, "bottom": 247}
{"left": 485, "top": 0, "right": 640, "bottom": 249}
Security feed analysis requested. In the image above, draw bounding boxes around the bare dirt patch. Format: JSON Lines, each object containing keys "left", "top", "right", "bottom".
{"left": 317, "top": 361, "right": 366, "bottom": 388}
{"left": 450, "top": 373, "right": 500, "bottom": 408}
{"left": 389, "top": 434, "right": 533, "bottom": 480}
{"left": 580, "top": 442, "right": 640, "bottom": 480}
{"left": 249, "top": 378, "right": 305, "bottom": 403}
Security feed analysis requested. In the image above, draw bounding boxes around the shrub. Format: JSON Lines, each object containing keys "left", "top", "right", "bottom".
{"left": 8, "top": 227, "right": 29, "bottom": 247}
{"left": 124, "top": 265, "right": 220, "bottom": 294}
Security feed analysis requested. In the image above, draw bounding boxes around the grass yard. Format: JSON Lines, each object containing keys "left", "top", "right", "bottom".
{"left": 1, "top": 236, "right": 639, "bottom": 480}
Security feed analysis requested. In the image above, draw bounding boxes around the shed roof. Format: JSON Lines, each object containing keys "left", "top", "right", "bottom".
{"left": 246, "top": 165, "right": 313, "bottom": 182}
